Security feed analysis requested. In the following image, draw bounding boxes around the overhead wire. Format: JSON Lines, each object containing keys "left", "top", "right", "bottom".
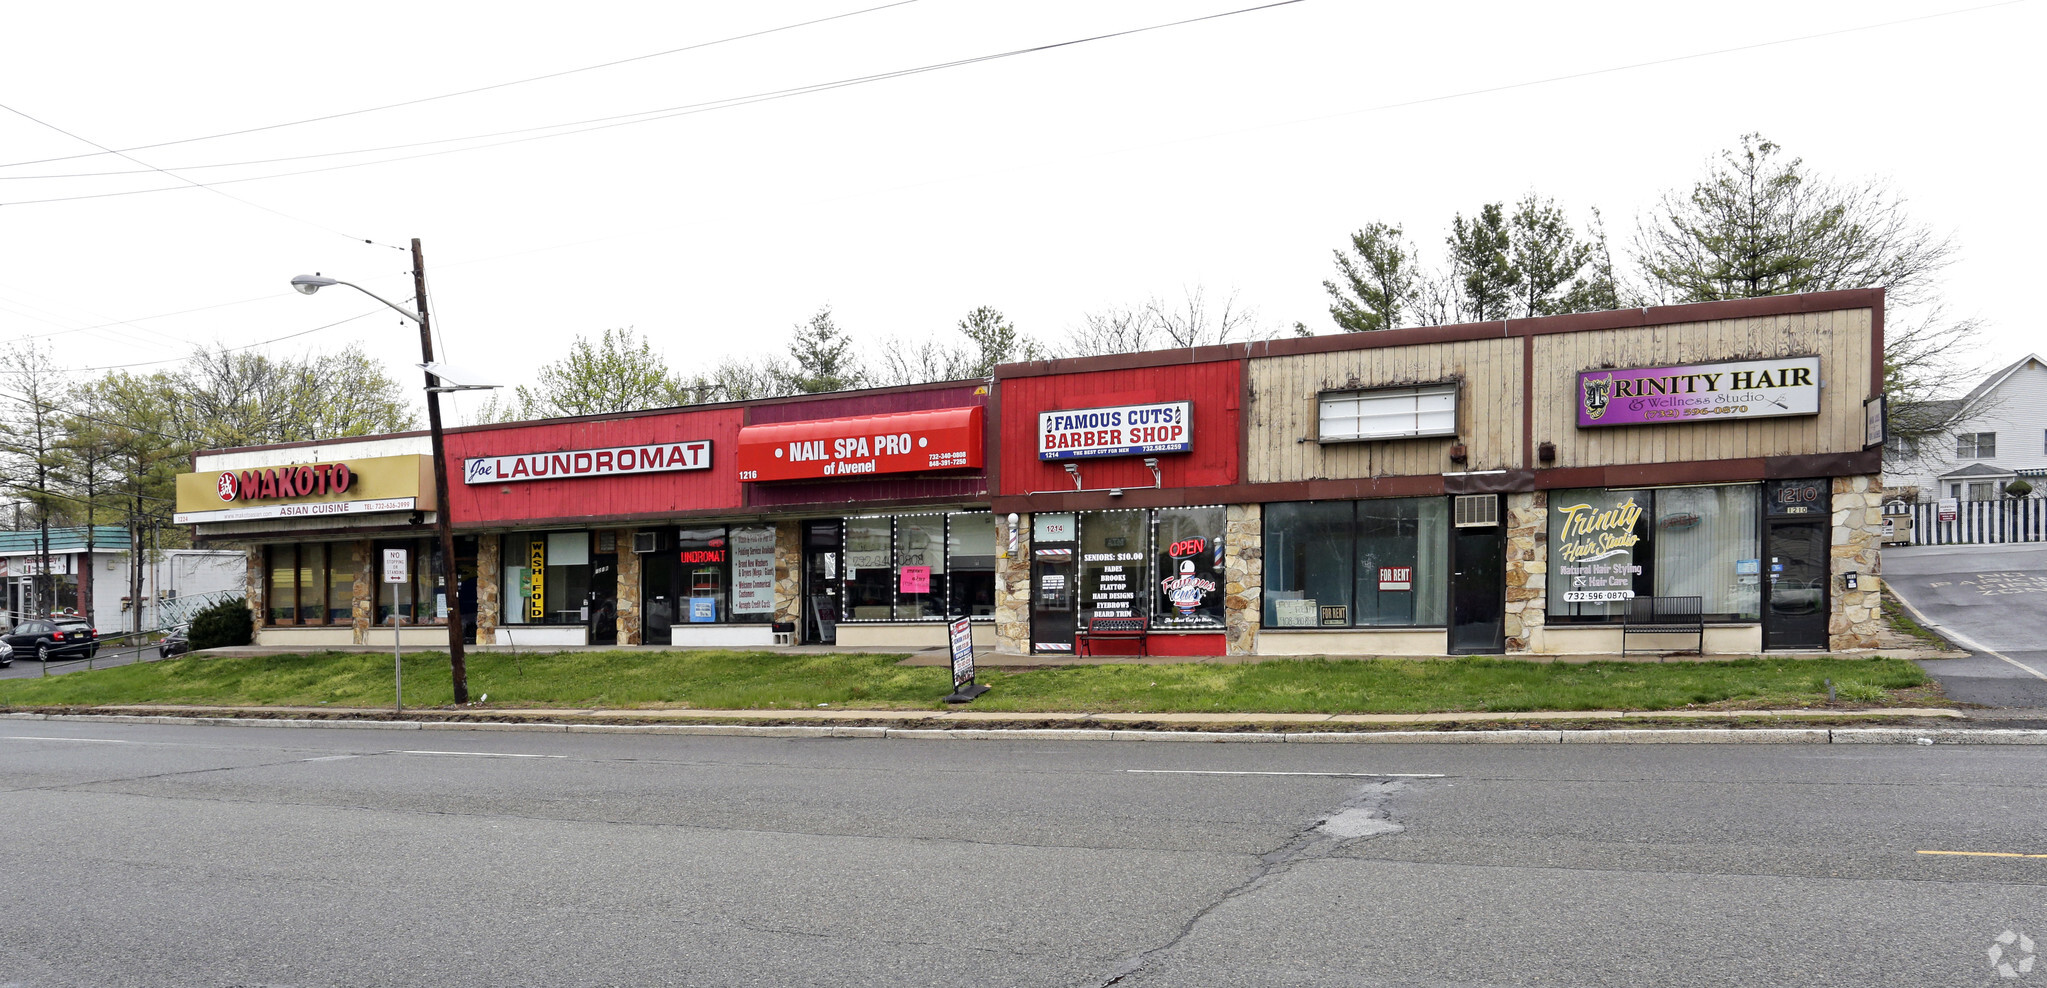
{"left": 0, "top": 1, "right": 1311, "bottom": 207}
{"left": 0, "top": 0, "right": 926, "bottom": 170}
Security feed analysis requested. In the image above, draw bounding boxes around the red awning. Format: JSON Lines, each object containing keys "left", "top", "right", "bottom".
{"left": 735, "top": 406, "right": 984, "bottom": 482}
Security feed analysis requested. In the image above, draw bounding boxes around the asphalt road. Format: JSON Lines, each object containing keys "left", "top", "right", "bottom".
{"left": 0, "top": 640, "right": 163, "bottom": 680}
{"left": 1885, "top": 542, "right": 2047, "bottom": 709}
{"left": 2, "top": 724, "right": 2043, "bottom": 987}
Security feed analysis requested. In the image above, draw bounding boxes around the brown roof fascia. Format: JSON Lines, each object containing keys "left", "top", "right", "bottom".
{"left": 992, "top": 289, "right": 1888, "bottom": 381}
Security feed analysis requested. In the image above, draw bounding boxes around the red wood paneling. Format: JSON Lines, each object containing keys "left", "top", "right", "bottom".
{"left": 998, "top": 362, "right": 1240, "bottom": 496}
{"left": 443, "top": 409, "right": 744, "bottom": 527}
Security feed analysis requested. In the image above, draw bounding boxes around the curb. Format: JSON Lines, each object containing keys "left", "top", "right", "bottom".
{"left": 5, "top": 711, "right": 2042, "bottom": 744}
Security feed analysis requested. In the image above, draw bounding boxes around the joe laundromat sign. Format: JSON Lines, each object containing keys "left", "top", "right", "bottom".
{"left": 1578, "top": 356, "right": 1820, "bottom": 428}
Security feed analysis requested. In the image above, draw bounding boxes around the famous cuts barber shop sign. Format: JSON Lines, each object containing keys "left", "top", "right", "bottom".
{"left": 1577, "top": 356, "right": 1820, "bottom": 428}
{"left": 464, "top": 441, "right": 711, "bottom": 485}
{"left": 1039, "top": 401, "right": 1191, "bottom": 460}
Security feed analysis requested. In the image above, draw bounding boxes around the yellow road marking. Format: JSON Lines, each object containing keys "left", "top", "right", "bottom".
{"left": 1917, "top": 850, "right": 2047, "bottom": 859}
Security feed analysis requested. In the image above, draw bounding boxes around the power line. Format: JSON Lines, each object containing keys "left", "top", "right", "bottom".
{"left": 0, "top": 0, "right": 925, "bottom": 170}
{"left": 0, "top": 101, "right": 393, "bottom": 248}
{"left": 0, "top": 308, "right": 385, "bottom": 374}
{"left": 0, "top": 1, "right": 1311, "bottom": 208}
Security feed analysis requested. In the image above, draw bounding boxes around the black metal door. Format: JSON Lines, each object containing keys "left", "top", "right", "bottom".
{"left": 641, "top": 552, "right": 674, "bottom": 646}
{"left": 1029, "top": 544, "right": 1077, "bottom": 654}
{"left": 803, "top": 521, "right": 839, "bottom": 645}
{"left": 1449, "top": 502, "right": 1506, "bottom": 655}
{"left": 588, "top": 552, "right": 617, "bottom": 646}
{"left": 1763, "top": 519, "right": 1830, "bottom": 650}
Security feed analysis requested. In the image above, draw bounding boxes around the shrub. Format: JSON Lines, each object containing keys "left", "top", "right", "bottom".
{"left": 2004, "top": 478, "right": 2034, "bottom": 499}
{"left": 188, "top": 596, "right": 254, "bottom": 651}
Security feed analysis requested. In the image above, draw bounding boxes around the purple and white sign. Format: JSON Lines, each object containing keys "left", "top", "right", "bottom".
{"left": 1576, "top": 356, "right": 1820, "bottom": 428}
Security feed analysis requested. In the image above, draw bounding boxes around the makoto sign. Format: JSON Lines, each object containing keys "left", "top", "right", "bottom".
{"left": 464, "top": 441, "right": 711, "bottom": 485}
{"left": 1577, "top": 356, "right": 1820, "bottom": 428}
{"left": 174, "top": 455, "right": 433, "bottom": 524}
{"left": 1039, "top": 401, "right": 1191, "bottom": 460}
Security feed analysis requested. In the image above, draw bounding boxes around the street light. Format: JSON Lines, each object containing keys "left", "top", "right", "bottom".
{"left": 290, "top": 239, "right": 496, "bottom": 704}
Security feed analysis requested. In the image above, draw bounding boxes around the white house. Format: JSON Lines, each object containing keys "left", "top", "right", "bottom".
{"left": 0, "top": 526, "right": 246, "bottom": 635}
{"left": 1886, "top": 353, "right": 2047, "bottom": 501}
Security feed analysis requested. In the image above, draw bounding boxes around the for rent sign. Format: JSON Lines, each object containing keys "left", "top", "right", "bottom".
{"left": 464, "top": 441, "right": 711, "bottom": 484}
{"left": 1038, "top": 401, "right": 1191, "bottom": 460}
{"left": 1576, "top": 357, "right": 1820, "bottom": 428}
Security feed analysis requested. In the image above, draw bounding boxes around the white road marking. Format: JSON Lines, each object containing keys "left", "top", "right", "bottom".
{"left": 0, "top": 736, "right": 132, "bottom": 744}
{"left": 392, "top": 750, "right": 565, "bottom": 759}
{"left": 1124, "top": 769, "right": 1444, "bottom": 778}
{"left": 1890, "top": 590, "right": 2047, "bottom": 682}
{"left": 300, "top": 754, "right": 360, "bottom": 762}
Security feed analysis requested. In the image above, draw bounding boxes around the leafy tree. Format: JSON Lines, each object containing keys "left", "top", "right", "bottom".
{"left": 167, "top": 343, "right": 418, "bottom": 448}
{"left": 1634, "top": 133, "right": 1972, "bottom": 454}
{"left": 73, "top": 371, "right": 188, "bottom": 629}
{"left": 0, "top": 344, "right": 71, "bottom": 616}
{"left": 782, "top": 306, "right": 863, "bottom": 394}
{"left": 955, "top": 306, "right": 1044, "bottom": 376}
{"left": 514, "top": 326, "right": 689, "bottom": 418}
{"left": 1510, "top": 195, "right": 1601, "bottom": 317}
{"left": 1447, "top": 203, "right": 1520, "bottom": 321}
{"left": 1323, "top": 222, "right": 1417, "bottom": 332}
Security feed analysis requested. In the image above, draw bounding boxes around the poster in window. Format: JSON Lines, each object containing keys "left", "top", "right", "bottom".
{"left": 899, "top": 566, "right": 931, "bottom": 594}
{"left": 731, "top": 526, "right": 776, "bottom": 615}
{"left": 1554, "top": 493, "right": 1643, "bottom": 602}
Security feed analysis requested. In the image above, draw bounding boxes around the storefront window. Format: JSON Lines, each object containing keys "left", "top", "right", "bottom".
{"left": 1153, "top": 507, "right": 1225, "bottom": 629}
{"left": 1546, "top": 485, "right": 1759, "bottom": 623}
{"left": 1080, "top": 509, "right": 1149, "bottom": 624}
{"left": 265, "top": 542, "right": 355, "bottom": 626}
{"left": 676, "top": 528, "right": 726, "bottom": 625}
{"left": 327, "top": 545, "right": 353, "bottom": 623}
{"left": 501, "top": 532, "right": 592, "bottom": 626}
{"left": 843, "top": 517, "right": 894, "bottom": 620}
{"left": 946, "top": 513, "right": 997, "bottom": 618}
{"left": 893, "top": 514, "right": 946, "bottom": 620}
{"left": 1653, "top": 486, "right": 1761, "bottom": 621}
{"left": 376, "top": 538, "right": 444, "bottom": 625}
{"left": 1260, "top": 498, "right": 1448, "bottom": 628}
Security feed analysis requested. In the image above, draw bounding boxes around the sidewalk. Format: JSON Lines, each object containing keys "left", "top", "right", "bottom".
{"left": 71, "top": 702, "right": 1966, "bottom": 727}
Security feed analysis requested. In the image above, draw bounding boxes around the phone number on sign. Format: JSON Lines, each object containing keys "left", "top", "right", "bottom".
{"left": 1564, "top": 590, "right": 1636, "bottom": 602}
{"left": 1639, "top": 405, "right": 1752, "bottom": 421}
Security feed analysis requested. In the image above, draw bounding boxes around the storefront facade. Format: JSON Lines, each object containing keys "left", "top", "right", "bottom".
{"left": 188, "top": 383, "right": 996, "bottom": 650}
{"left": 989, "top": 289, "right": 1889, "bottom": 656}
{"left": 185, "top": 290, "right": 1886, "bottom": 657}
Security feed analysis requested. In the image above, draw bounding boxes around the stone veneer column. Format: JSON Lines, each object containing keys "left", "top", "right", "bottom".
{"left": 350, "top": 538, "right": 373, "bottom": 643}
{"left": 1502, "top": 491, "right": 1546, "bottom": 652}
{"left": 475, "top": 534, "right": 500, "bottom": 645}
{"left": 773, "top": 521, "right": 803, "bottom": 636}
{"left": 243, "top": 547, "right": 265, "bottom": 628}
{"left": 1830, "top": 475, "right": 1886, "bottom": 650}
{"left": 994, "top": 513, "right": 1031, "bottom": 655}
{"left": 615, "top": 529, "right": 642, "bottom": 645}
{"left": 1222, "top": 504, "right": 1262, "bottom": 655}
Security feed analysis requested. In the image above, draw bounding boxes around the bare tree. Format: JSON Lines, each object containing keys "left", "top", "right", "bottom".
{"left": 1063, "top": 304, "right": 1162, "bottom": 357}
{"left": 1146, "top": 285, "right": 1256, "bottom": 348}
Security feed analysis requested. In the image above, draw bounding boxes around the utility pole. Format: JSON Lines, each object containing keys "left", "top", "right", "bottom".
{"left": 412, "top": 238, "right": 469, "bottom": 704}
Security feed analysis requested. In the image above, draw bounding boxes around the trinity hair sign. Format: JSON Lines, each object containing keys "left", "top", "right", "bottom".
{"left": 1576, "top": 356, "right": 1820, "bottom": 428}
{"left": 463, "top": 441, "right": 711, "bottom": 484}
{"left": 1038, "top": 401, "right": 1192, "bottom": 460}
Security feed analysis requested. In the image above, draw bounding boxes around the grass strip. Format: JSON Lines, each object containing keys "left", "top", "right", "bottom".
{"left": 0, "top": 650, "right": 1935, "bottom": 715}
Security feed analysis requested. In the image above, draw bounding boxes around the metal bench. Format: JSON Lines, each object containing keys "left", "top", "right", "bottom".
{"left": 1077, "top": 616, "right": 1147, "bottom": 657}
{"left": 1621, "top": 596, "right": 1704, "bottom": 655}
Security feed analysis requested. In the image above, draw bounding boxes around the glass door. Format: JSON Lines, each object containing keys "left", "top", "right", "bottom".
{"left": 641, "top": 552, "right": 675, "bottom": 646}
{"left": 1029, "top": 544, "right": 1077, "bottom": 653}
{"left": 588, "top": 548, "right": 617, "bottom": 646}
{"left": 1763, "top": 519, "right": 1830, "bottom": 649}
{"left": 803, "top": 521, "right": 839, "bottom": 645}
{"left": 1448, "top": 496, "right": 1506, "bottom": 654}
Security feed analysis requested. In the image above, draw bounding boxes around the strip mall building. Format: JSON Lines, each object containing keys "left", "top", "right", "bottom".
{"left": 177, "top": 289, "right": 1890, "bottom": 656}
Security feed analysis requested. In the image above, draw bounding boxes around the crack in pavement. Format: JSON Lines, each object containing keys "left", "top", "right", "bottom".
{"left": 1093, "top": 780, "right": 1410, "bottom": 987}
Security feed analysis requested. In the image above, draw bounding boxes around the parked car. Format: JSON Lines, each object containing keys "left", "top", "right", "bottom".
{"left": 158, "top": 629, "right": 190, "bottom": 659}
{"left": 0, "top": 639, "right": 12, "bottom": 668}
{"left": 4, "top": 618, "right": 100, "bottom": 661}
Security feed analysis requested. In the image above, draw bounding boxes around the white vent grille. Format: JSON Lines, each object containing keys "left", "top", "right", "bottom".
{"left": 633, "top": 531, "right": 658, "bottom": 554}
{"left": 1453, "top": 495, "right": 1499, "bottom": 528}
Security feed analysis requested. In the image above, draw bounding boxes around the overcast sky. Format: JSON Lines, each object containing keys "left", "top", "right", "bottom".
{"left": 2, "top": 0, "right": 2038, "bottom": 426}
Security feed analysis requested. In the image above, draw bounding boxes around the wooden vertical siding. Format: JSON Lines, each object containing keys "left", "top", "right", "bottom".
{"left": 1530, "top": 309, "right": 1874, "bottom": 469}
{"left": 1244, "top": 338, "right": 1522, "bottom": 484}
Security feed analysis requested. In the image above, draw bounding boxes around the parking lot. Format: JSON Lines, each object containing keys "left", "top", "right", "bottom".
{"left": 1883, "top": 541, "right": 2047, "bottom": 710}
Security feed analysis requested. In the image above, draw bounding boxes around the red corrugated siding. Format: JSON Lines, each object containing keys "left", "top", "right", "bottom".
{"left": 747, "top": 385, "right": 985, "bottom": 423}
{"left": 443, "top": 409, "right": 745, "bottom": 526}
{"left": 998, "top": 362, "right": 1240, "bottom": 496}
